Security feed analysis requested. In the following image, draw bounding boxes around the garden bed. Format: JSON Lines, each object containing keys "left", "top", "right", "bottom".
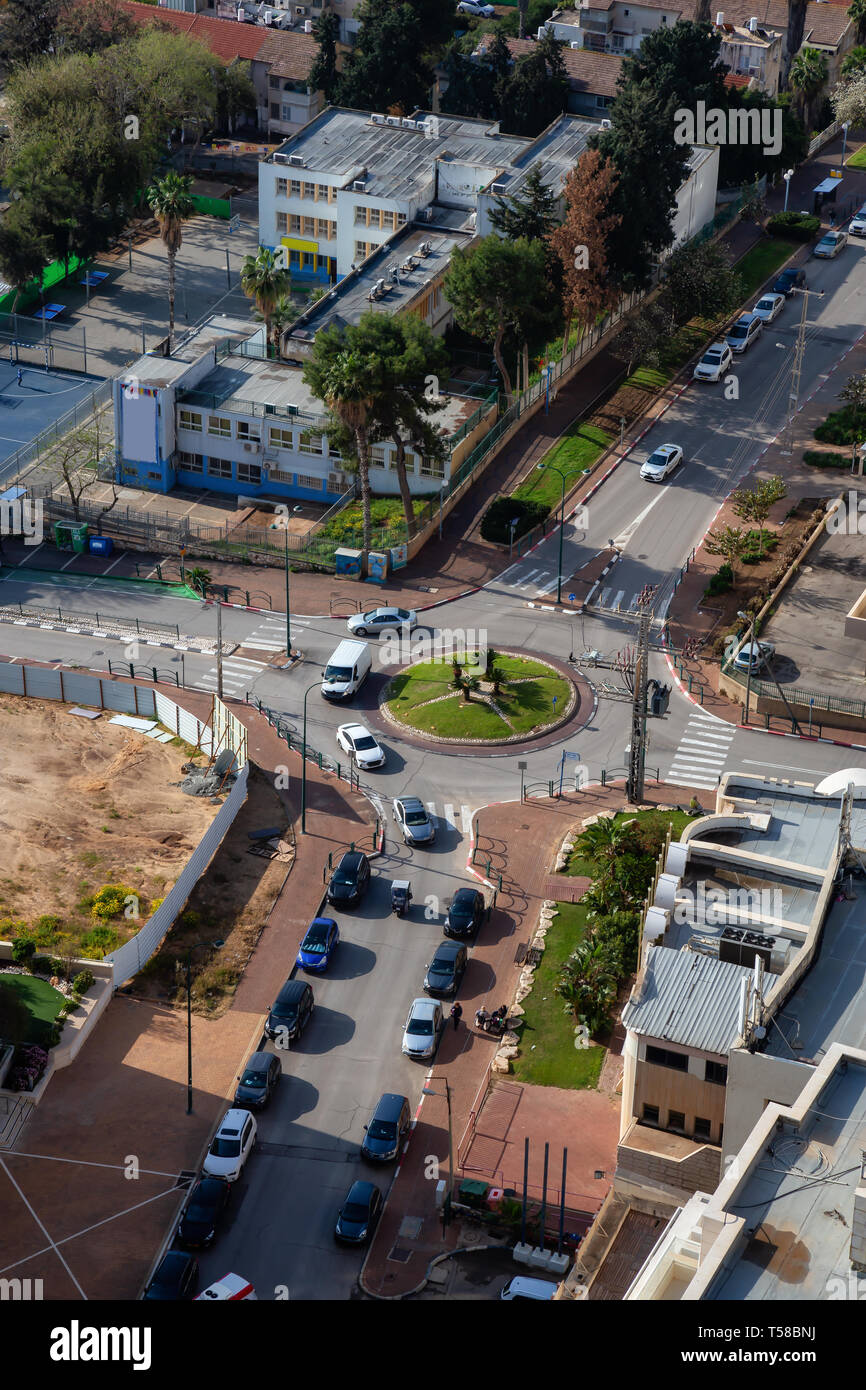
{"left": 383, "top": 652, "right": 574, "bottom": 743}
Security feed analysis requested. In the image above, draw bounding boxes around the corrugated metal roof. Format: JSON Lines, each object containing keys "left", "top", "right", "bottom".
{"left": 622, "top": 948, "right": 753, "bottom": 1055}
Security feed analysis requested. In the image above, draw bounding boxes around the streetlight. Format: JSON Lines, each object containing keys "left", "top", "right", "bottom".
{"left": 508, "top": 515, "right": 520, "bottom": 560}
{"left": 539, "top": 460, "right": 567, "bottom": 604}
{"left": 518, "top": 758, "right": 527, "bottom": 803}
{"left": 301, "top": 677, "right": 322, "bottom": 834}
{"left": 544, "top": 361, "right": 554, "bottom": 414}
{"left": 783, "top": 169, "right": 794, "bottom": 213}
{"left": 737, "top": 608, "right": 755, "bottom": 726}
{"left": 422, "top": 1077, "right": 454, "bottom": 1233}
{"left": 438, "top": 478, "right": 448, "bottom": 541}
{"left": 283, "top": 505, "right": 302, "bottom": 659}
{"left": 181, "top": 939, "right": 224, "bottom": 1114}
{"left": 842, "top": 121, "right": 850, "bottom": 164}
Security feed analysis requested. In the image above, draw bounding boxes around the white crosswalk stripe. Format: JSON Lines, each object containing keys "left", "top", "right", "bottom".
{"left": 666, "top": 712, "right": 735, "bottom": 790}
{"left": 191, "top": 655, "right": 268, "bottom": 694}
{"left": 413, "top": 802, "right": 477, "bottom": 837}
{"left": 535, "top": 574, "right": 561, "bottom": 595}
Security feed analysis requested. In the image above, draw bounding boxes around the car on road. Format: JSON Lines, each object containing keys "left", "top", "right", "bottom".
{"left": 401, "top": 997, "right": 445, "bottom": 1060}
{"left": 692, "top": 342, "right": 732, "bottom": 382}
{"left": 361, "top": 1093, "right": 411, "bottom": 1162}
{"left": 393, "top": 795, "right": 436, "bottom": 845}
{"left": 850, "top": 202, "right": 866, "bottom": 236}
{"left": 444, "top": 887, "right": 486, "bottom": 939}
{"left": 335, "top": 1180, "right": 383, "bottom": 1245}
{"left": 732, "top": 639, "right": 776, "bottom": 672}
{"left": 336, "top": 722, "right": 386, "bottom": 769}
{"left": 725, "top": 312, "right": 763, "bottom": 355}
{"left": 296, "top": 917, "right": 340, "bottom": 972}
{"left": 424, "top": 940, "right": 468, "bottom": 997}
{"left": 752, "top": 292, "right": 785, "bottom": 324}
{"left": 202, "top": 1110, "right": 257, "bottom": 1184}
{"left": 814, "top": 229, "right": 848, "bottom": 258}
{"left": 176, "top": 1177, "right": 232, "bottom": 1250}
{"left": 143, "top": 1250, "right": 199, "bottom": 1300}
{"left": 195, "top": 1272, "right": 256, "bottom": 1301}
{"left": 265, "top": 977, "right": 314, "bottom": 1042}
{"left": 456, "top": 0, "right": 496, "bottom": 14}
{"left": 234, "top": 1051, "right": 282, "bottom": 1109}
{"left": 347, "top": 606, "right": 416, "bottom": 637}
{"left": 326, "top": 849, "right": 371, "bottom": 907}
{"left": 773, "top": 266, "right": 806, "bottom": 297}
{"left": 639, "top": 443, "right": 683, "bottom": 483}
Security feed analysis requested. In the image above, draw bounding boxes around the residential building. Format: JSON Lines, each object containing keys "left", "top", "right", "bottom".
{"left": 470, "top": 35, "right": 624, "bottom": 118}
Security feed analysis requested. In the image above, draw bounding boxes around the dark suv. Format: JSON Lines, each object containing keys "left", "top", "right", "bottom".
{"left": 424, "top": 941, "right": 467, "bottom": 997}
{"left": 360, "top": 1093, "right": 410, "bottom": 1162}
{"left": 444, "top": 887, "right": 485, "bottom": 940}
{"left": 773, "top": 266, "right": 806, "bottom": 297}
{"left": 234, "top": 1051, "right": 282, "bottom": 1109}
{"left": 326, "top": 850, "right": 371, "bottom": 908}
{"left": 265, "top": 978, "right": 313, "bottom": 1042}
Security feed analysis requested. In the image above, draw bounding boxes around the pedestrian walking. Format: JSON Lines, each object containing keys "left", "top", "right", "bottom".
{"left": 16, "top": 367, "right": 22, "bottom": 387}
{"left": 450, "top": 1002, "right": 463, "bottom": 1030}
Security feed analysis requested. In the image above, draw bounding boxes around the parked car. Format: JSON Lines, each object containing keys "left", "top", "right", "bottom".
{"left": 456, "top": 0, "right": 496, "bottom": 14}
{"left": 444, "top": 887, "right": 486, "bottom": 939}
{"left": 326, "top": 850, "right": 371, "bottom": 907}
{"left": 234, "top": 1051, "right": 281, "bottom": 1109}
{"left": 296, "top": 917, "right": 340, "bottom": 972}
{"left": 265, "top": 977, "right": 314, "bottom": 1042}
{"left": 424, "top": 940, "right": 468, "bottom": 997}
{"left": 176, "top": 1177, "right": 232, "bottom": 1250}
{"left": 733, "top": 639, "right": 776, "bottom": 672}
{"left": 194, "top": 1272, "right": 256, "bottom": 1301}
{"left": 500, "top": 1275, "right": 558, "bottom": 1301}
{"left": 202, "top": 1110, "right": 257, "bottom": 1183}
{"left": 143, "top": 1250, "right": 199, "bottom": 1300}
{"left": 360, "top": 1093, "right": 411, "bottom": 1162}
{"left": 814, "top": 229, "right": 848, "bottom": 258}
{"left": 725, "top": 313, "right": 763, "bottom": 355}
{"left": 335, "top": 1180, "right": 383, "bottom": 1245}
{"left": 850, "top": 202, "right": 866, "bottom": 236}
{"left": 393, "top": 795, "right": 436, "bottom": 845}
{"left": 692, "top": 343, "right": 732, "bottom": 382}
{"left": 639, "top": 443, "right": 683, "bottom": 483}
{"left": 401, "top": 997, "right": 445, "bottom": 1060}
{"left": 336, "top": 723, "right": 386, "bottom": 770}
{"left": 347, "top": 606, "right": 416, "bottom": 637}
{"left": 752, "top": 292, "right": 785, "bottom": 324}
{"left": 773, "top": 266, "right": 806, "bottom": 297}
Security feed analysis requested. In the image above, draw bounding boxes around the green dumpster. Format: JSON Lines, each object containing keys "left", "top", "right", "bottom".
{"left": 71, "top": 523, "right": 89, "bottom": 553}
{"left": 458, "top": 1178, "right": 489, "bottom": 1209}
{"left": 53, "top": 522, "right": 89, "bottom": 552}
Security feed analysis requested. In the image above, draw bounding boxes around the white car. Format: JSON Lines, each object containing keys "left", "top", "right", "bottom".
{"left": 813, "top": 229, "right": 848, "bottom": 258}
{"left": 401, "top": 998, "right": 444, "bottom": 1060}
{"left": 640, "top": 443, "right": 683, "bottom": 482}
{"left": 457, "top": 0, "right": 496, "bottom": 14}
{"left": 752, "top": 292, "right": 785, "bottom": 324}
{"left": 725, "top": 312, "right": 763, "bottom": 354}
{"left": 347, "top": 606, "right": 416, "bottom": 637}
{"left": 693, "top": 342, "right": 732, "bottom": 382}
{"left": 733, "top": 639, "right": 776, "bottom": 672}
{"left": 336, "top": 722, "right": 386, "bottom": 769}
{"left": 202, "top": 1109, "right": 257, "bottom": 1183}
{"left": 850, "top": 202, "right": 866, "bottom": 236}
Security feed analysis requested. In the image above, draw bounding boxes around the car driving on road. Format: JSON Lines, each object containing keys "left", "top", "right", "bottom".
{"left": 692, "top": 343, "right": 732, "bottom": 382}
{"left": 640, "top": 443, "right": 683, "bottom": 482}
{"left": 202, "top": 1110, "right": 257, "bottom": 1183}
{"left": 335, "top": 1180, "right": 383, "bottom": 1245}
{"left": 424, "top": 940, "right": 467, "bottom": 997}
{"left": 393, "top": 796, "right": 436, "bottom": 844}
{"left": 234, "top": 1051, "right": 281, "bottom": 1109}
{"left": 850, "top": 202, "right": 866, "bottom": 236}
{"left": 773, "top": 266, "right": 806, "bottom": 297}
{"left": 813, "top": 229, "right": 848, "bottom": 258}
{"left": 725, "top": 312, "right": 763, "bottom": 354}
{"left": 347, "top": 606, "right": 416, "bottom": 637}
{"left": 336, "top": 723, "right": 386, "bottom": 769}
{"left": 401, "top": 997, "right": 445, "bottom": 1060}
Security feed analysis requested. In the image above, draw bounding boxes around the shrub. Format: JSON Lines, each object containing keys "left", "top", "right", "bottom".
{"left": 814, "top": 405, "right": 866, "bottom": 446}
{"left": 766, "top": 211, "right": 821, "bottom": 241}
{"left": 11, "top": 938, "right": 35, "bottom": 965}
{"left": 0, "top": 980, "right": 31, "bottom": 1042}
{"left": 33, "top": 914, "right": 64, "bottom": 946}
{"left": 78, "top": 925, "right": 120, "bottom": 958}
{"left": 480, "top": 495, "right": 550, "bottom": 544}
{"left": 704, "top": 563, "right": 733, "bottom": 597}
{"left": 0, "top": 918, "right": 28, "bottom": 939}
{"left": 29, "top": 955, "right": 53, "bottom": 976}
{"left": 802, "top": 449, "right": 850, "bottom": 468}
{"left": 72, "top": 969, "right": 95, "bottom": 994}
{"left": 90, "top": 884, "right": 134, "bottom": 921}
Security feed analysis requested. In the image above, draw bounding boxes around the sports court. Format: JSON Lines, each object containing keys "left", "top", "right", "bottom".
{"left": 0, "top": 361, "right": 101, "bottom": 479}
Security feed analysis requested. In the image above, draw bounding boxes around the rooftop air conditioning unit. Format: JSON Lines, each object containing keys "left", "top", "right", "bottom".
{"left": 352, "top": 180, "right": 365, "bottom": 191}
{"left": 716, "top": 10, "right": 724, "bottom": 23}
{"left": 371, "top": 114, "right": 386, "bottom": 124}
{"left": 243, "top": 442, "right": 256, "bottom": 452}
{"left": 273, "top": 152, "right": 290, "bottom": 164}
{"left": 491, "top": 181, "right": 507, "bottom": 194}
{"left": 401, "top": 118, "right": 415, "bottom": 128}
{"left": 600, "top": 118, "right": 612, "bottom": 129}
{"left": 374, "top": 278, "right": 386, "bottom": 294}
{"left": 748, "top": 15, "right": 758, "bottom": 30}
{"left": 570, "top": 40, "right": 581, "bottom": 48}
{"left": 419, "top": 241, "right": 431, "bottom": 255}
{"left": 288, "top": 154, "right": 305, "bottom": 166}
{"left": 386, "top": 116, "right": 401, "bottom": 127}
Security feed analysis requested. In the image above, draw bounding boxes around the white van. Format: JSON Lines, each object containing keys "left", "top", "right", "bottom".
{"left": 322, "top": 639, "right": 372, "bottom": 701}
{"left": 195, "top": 1272, "right": 256, "bottom": 1301}
{"left": 500, "top": 1275, "right": 558, "bottom": 1301}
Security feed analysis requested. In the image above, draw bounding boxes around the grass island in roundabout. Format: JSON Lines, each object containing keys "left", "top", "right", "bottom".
{"left": 383, "top": 650, "right": 576, "bottom": 744}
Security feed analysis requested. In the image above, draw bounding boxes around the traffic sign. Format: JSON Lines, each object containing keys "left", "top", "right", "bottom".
{"left": 568, "top": 592, "right": 575, "bottom": 602}
{"left": 228, "top": 214, "right": 241, "bottom": 233}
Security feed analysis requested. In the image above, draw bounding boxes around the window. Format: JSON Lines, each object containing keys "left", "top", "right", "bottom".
{"left": 327, "top": 437, "right": 343, "bottom": 459}
{"left": 317, "top": 184, "right": 330, "bottom": 200}
{"left": 420, "top": 455, "right": 445, "bottom": 478}
{"left": 668, "top": 1110, "right": 685, "bottom": 1132}
{"left": 147, "top": 470, "right": 162, "bottom": 481}
{"left": 661, "top": 12, "right": 667, "bottom": 20}
{"left": 302, "top": 181, "right": 315, "bottom": 199}
{"left": 354, "top": 240, "right": 374, "bottom": 261}
{"left": 397, "top": 212, "right": 407, "bottom": 227}
{"left": 276, "top": 212, "right": 288, "bottom": 234}
{"left": 705, "top": 1060, "right": 728, "bottom": 1086}
{"left": 269, "top": 426, "right": 293, "bottom": 449}
{"left": 178, "top": 451, "right": 203, "bottom": 473}
{"left": 237, "top": 462, "right": 262, "bottom": 486}
{"left": 236, "top": 421, "right": 260, "bottom": 443}
{"left": 208, "top": 458, "right": 232, "bottom": 478}
{"left": 290, "top": 179, "right": 301, "bottom": 197}
{"left": 296, "top": 473, "right": 322, "bottom": 490}
{"left": 281, "top": 106, "right": 295, "bottom": 124}
{"left": 642, "top": 1104, "right": 659, "bottom": 1125}
{"left": 317, "top": 218, "right": 335, "bottom": 239}
{"left": 382, "top": 210, "right": 395, "bottom": 230}
{"left": 270, "top": 103, "right": 280, "bottom": 121}
{"left": 693, "top": 1117, "right": 712, "bottom": 1141}
{"left": 276, "top": 176, "right": 288, "bottom": 195}
{"left": 289, "top": 214, "right": 302, "bottom": 234}
{"left": 646, "top": 1045, "right": 688, "bottom": 1073}
{"left": 208, "top": 416, "right": 231, "bottom": 438}
{"left": 302, "top": 216, "right": 316, "bottom": 237}
{"left": 299, "top": 430, "right": 324, "bottom": 455}
{"left": 370, "top": 444, "right": 386, "bottom": 464}
{"left": 355, "top": 204, "right": 368, "bottom": 225}
{"left": 178, "top": 409, "right": 201, "bottom": 433}
{"left": 270, "top": 77, "right": 281, "bottom": 91}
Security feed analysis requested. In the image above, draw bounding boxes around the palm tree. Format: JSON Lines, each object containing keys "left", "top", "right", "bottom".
{"left": 316, "top": 349, "right": 379, "bottom": 550}
{"left": 488, "top": 665, "right": 507, "bottom": 698}
{"left": 459, "top": 674, "right": 479, "bottom": 703}
{"left": 240, "top": 247, "right": 293, "bottom": 356}
{"left": 187, "top": 566, "right": 211, "bottom": 596}
{"left": 790, "top": 47, "right": 829, "bottom": 126}
{"left": 849, "top": 0, "right": 866, "bottom": 45}
{"left": 146, "top": 172, "right": 195, "bottom": 352}
{"left": 255, "top": 291, "right": 300, "bottom": 356}
{"left": 579, "top": 817, "right": 634, "bottom": 871}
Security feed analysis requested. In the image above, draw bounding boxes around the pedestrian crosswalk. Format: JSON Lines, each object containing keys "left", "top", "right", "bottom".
{"left": 425, "top": 802, "right": 476, "bottom": 837}
{"left": 240, "top": 615, "right": 309, "bottom": 652}
{"left": 665, "top": 712, "right": 736, "bottom": 791}
{"left": 597, "top": 587, "right": 672, "bottom": 619}
{"left": 191, "top": 655, "right": 268, "bottom": 696}
{"left": 496, "top": 564, "right": 563, "bottom": 596}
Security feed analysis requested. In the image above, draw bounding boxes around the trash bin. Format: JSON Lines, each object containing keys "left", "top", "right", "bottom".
{"left": 458, "top": 1178, "right": 489, "bottom": 1209}
{"left": 53, "top": 522, "right": 74, "bottom": 551}
{"left": 89, "top": 536, "right": 113, "bottom": 557}
{"left": 70, "top": 524, "right": 89, "bottom": 554}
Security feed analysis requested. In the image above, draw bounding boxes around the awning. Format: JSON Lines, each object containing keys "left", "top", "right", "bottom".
{"left": 813, "top": 176, "right": 843, "bottom": 194}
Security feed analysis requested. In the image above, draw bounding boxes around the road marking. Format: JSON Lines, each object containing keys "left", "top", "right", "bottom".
{"left": 518, "top": 569, "right": 541, "bottom": 587}
{"left": 461, "top": 806, "right": 474, "bottom": 836}
{"left": 600, "top": 587, "right": 611, "bottom": 606}
{"left": 670, "top": 755, "right": 725, "bottom": 769}
{"left": 678, "top": 733, "right": 734, "bottom": 748}
{"left": 611, "top": 491, "right": 666, "bottom": 550}
{"left": 741, "top": 759, "right": 825, "bottom": 774}
{"left": 536, "top": 574, "right": 561, "bottom": 595}
{"left": 612, "top": 589, "right": 625, "bottom": 608}
{"left": 443, "top": 802, "right": 456, "bottom": 827}
{"left": 425, "top": 801, "right": 436, "bottom": 819}
{"left": 242, "top": 640, "right": 284, "bottom": 651}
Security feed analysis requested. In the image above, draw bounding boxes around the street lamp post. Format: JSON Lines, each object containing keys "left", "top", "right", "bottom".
{"left": 544, "top": 362, "right": 553, "bottom": 414}
{"left": 438, "top": 479, "right": 448, "bottom": 541}
{"left": 422, "top": 1077, "right": 454, "bottom": 1233}
{"left": 783, "top": 169, "right": 794, "bottom": 213}
{"left": 737, "top": 608, "right": 756, "bottom": 726}
{"left": 283, "top": 506, "right": 303, "bottom": 661}
{"left": 540, "top": 461, "right": 567, "bottom": 604}
{"left": 842, "top": 122, "right": 850, "bottom": 164}
{"left": 301, "top": 677, "right": 322, "bottom": 834}
{"left": 183, "top": 939, "right": 224, "bottom": 1114}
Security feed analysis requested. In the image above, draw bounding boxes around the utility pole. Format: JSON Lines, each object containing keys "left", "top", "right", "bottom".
{"left": 216, "top": 600, "right": 224, "bottom": 701}
{"left": 780, "top": 287, "right": 824, "bottom": 456}
{"left": 626, "top": 607, "right": 651, "bottom": 804}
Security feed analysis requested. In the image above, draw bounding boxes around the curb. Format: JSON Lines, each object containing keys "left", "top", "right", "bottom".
{"left": 0, "top": 614, "right": 209, "bottom": 653}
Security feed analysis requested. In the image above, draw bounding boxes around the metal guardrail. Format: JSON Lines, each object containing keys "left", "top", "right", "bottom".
{"left": 0, "top": 601, "right": 180, "bottom": 640}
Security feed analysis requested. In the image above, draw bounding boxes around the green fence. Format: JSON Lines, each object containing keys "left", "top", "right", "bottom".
{"left": 190, "top": 194, "right": 230, "bottom": 219}
{"left": 0, "top": 252, "right": 92, "bottom": 315}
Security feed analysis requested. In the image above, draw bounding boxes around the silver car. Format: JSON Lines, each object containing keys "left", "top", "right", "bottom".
{"left": 393, "top": 796, "right": 436, "bottom": 844}
{"left": 347, "top": 606, "right": 416, "bottom": 637}
{"left": 733, "top": 639, "right": 775, "bottom": 672}
{"left": 401, "top": 998, "right": 444, "bottom": 1060}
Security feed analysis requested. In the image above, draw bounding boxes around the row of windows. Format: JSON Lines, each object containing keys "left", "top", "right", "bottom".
{"left": 179, "top": 415, "right": 445, "bottom": 477}
{"left": 354, "top": 240, "right": 377, "bottom": 262}
{"left": 642, "top": 1104, "right": 717, "bottom": 1143}
{"left": 354, "top": 206, "right": 405, "bottom": 230}
{"left": 275, "top": 213, "right": 336, "bottom": 240}
{"left": 270, "top": 104, "right": 310, "bottom": 124}
{"left": 644, "top": 1045, "right": 728, "bottom": 1086}
{"left": 177, "top": 453, "right": 337, "bottom": 492}
{"left": 275, "top": 179, "right": 337, "bottom": 203}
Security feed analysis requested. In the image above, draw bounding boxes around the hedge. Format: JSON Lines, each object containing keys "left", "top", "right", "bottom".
{"left": 766, "top": 211, "right": 821, "bottom": 242}
{"left": 803, "top": 449, "right": 852, "bottom": 468}
{"left": 480, "top": 495, "right": 550, "bottom": 544}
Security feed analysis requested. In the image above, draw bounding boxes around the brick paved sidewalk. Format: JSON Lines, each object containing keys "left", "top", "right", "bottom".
{"left": 360, "top": 778, "right": 711, "bottom": 1299}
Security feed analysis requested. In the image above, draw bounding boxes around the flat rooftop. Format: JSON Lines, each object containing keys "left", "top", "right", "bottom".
{"left": 708, "top": 1059, "right": 866, "bottom": 1300}
{"left": 716, "top": 781, "right": 842, "bottom": 870}
{"left": 482, "top": 113, "right": 595, "bottom": 201}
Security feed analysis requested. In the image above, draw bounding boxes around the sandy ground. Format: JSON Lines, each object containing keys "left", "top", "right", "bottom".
{"left": 0, "top": 695, "right": 217, "bottom": 945}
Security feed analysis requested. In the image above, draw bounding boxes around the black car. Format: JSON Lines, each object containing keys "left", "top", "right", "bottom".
{"left": 444, "top": 887, "right": 485, "bottom": 940}
{"left": 234, "top": 1050, "right": 282, "bottom": 1109}
{"left": 176, "top": 1177, "right": 231, "bottom": 1250}
{"left": 326, "top": 850, "right": 371, "bottom": 908}
{"left": 360, "top": 1093, "right": 411, "bottom": 1162}
{"left": 335, "top": 1180, "right": 383, "bottom": 1245}
{"left": 143, "top": 1250, "right": 199, "bottom": 1301}
{"left": 265, "top": 978, "right": 314, "bottom": 1042}
{"left": 773, "top": 266, "right": 806, "bottom": 297}
{"left": 424, "top": 940, "right": 468, "bottom": 997}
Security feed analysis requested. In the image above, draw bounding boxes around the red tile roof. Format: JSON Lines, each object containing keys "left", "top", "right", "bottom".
{"left": 118, "top": 2, "right": 316, "bottom": 76}
{"left": 476, "top": 33, "right": 624, "bottom": 96}
{"left": 724, "top": 71, "right": 752, "bottom": 89}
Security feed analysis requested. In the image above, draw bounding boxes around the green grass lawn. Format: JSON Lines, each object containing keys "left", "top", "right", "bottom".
{"left": 386, "top": 655, "right": 571, "bottom": 738}
{"left": 0, "top": 974, "right": 65, "bottom": 1044}
{"left": 510, "top": 901, "right": 605, "bottom": 1089}
{"left": 564, "top": 809, "right": 697, "bottom": 878}
{"left": 400, "top": 693, "right": 511, "bottom": 738}
{"left": 317, "top": 494, "right": 428, "bottom": 543}
{"left": 497, "top": 677, "right": 571, "bottom": 732}
{"left": 847, "top": 146, "right": 866, "bottom": 169}
{"left": 514, "top": 421, "right": 614, "bottom": 510}
{"left": 734, "top": 237, "right": 796, "bottom": 298}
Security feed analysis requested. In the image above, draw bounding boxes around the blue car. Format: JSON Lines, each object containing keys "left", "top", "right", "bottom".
{"left": 296, "top": 917, "right": 339, "bottom": 972}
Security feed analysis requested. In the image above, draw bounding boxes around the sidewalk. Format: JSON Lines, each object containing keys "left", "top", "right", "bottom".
{"left": 360, "top": 777, "right": 712, "bottom": 1298}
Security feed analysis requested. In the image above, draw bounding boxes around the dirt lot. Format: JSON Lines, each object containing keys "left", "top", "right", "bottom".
{"left": 0, "top": 695, "right": 217, "bottom": 958}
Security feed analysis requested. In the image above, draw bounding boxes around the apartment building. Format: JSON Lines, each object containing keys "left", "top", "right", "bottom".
{"left": 471, "top": 34, "right": 624, "bottom": 118}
